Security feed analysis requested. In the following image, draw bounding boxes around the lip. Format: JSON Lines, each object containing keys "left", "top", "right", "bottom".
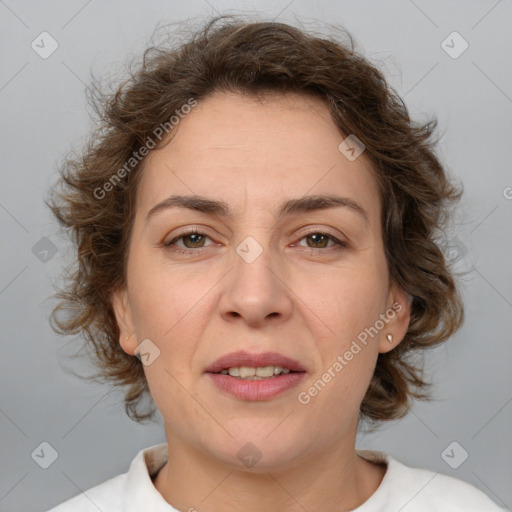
{"left": 204, "top": 351, "right": 306, "bottom": 374}
{"left": 207, "top": 372, "right": 306, "bottom": 400}
{"left": 204, "top": 351, "right": 307, "bottom": 401}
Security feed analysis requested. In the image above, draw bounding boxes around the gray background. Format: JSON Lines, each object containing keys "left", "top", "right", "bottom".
{"left": 1, "top": 1, "right": 511, "bottom": 511}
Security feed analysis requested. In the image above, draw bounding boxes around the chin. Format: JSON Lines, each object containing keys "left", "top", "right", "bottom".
{"left": 203, "top": 427, "right": 309, "bottom": 472}
{"left": 214, "top": 444, "right": 303, "bottom": 473}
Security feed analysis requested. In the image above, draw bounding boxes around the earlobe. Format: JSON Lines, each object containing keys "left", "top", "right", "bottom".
{"left": 378, "top": 285, "right": 412, "bottom": 354}
{"left": 111, "top": 287, "right": 137, "bottom": 356}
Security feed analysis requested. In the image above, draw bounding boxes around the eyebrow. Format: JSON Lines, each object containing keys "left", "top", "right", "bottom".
{"left": 145, "top": 194, "right": 369, "bottom": 225}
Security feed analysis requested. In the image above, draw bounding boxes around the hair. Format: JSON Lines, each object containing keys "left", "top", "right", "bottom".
{"left": 48, "top": 14, "right": 464, "bottom": 428}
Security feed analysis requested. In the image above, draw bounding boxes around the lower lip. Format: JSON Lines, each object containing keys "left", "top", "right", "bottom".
{"left": 206, "top": 372, "right": 306, "bottom": 400}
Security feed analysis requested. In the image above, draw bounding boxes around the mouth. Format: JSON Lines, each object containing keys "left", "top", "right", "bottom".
{"left": 205, "top": 350, "right": 306, "bottom": 375}
{"left": 205, "top": 351, "right": 307, "bottom": 400}
{"left": 217, "top": 365, "right": 295, "bottom": 380}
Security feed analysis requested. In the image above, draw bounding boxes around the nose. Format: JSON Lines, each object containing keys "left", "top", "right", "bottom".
{"left": 218, "top": 244, "right": 293, "bottom": 329}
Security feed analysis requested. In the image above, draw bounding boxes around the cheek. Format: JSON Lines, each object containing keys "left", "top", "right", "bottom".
{"left": 127, "top": 247, "right": 203, "bottom": 338}
{"left": 310, "top": 260, "right": 388, "bottom": 340}
{"left": 126, "top": 252, "right": 220, "bottom": 390}
{"left": 127, "top": 261, "right": 208, "bottom": 426}
{"left": 296, "top": 250, "right": 387, "bottom": 402}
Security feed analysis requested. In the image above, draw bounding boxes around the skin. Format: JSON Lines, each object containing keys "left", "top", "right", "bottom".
{"left": 112, "top": 90, "right": 411, "bottom": 512}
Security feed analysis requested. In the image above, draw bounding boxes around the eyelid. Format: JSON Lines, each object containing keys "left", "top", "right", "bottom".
{"left": 292, "top": 225, "right": 348, "bottom": 243}
{"left": 291, "top": 229, "right": 348, "bottom": 249}
{"left": 163, "top": 227, "right": 215, "bottom": 247}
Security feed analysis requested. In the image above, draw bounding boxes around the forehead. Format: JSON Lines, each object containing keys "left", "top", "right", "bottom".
{"left": 136, "top": 91, "right": 381, "bottom": 225}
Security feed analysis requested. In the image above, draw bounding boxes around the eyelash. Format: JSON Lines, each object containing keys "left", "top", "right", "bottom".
{"left": 163, "top": 228, "right": 348, "bottom": 255}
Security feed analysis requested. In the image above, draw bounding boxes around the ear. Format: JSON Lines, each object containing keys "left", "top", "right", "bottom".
{"left": 378, "top": 283, "right": 412, "bottom": 354}
{"left": 111, "top": 286, "right": 138, "bottom": 356}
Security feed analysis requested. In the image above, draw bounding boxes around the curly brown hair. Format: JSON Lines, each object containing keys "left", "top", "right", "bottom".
{"left": 48, "top": 15, "right": 464, "bottom": 427}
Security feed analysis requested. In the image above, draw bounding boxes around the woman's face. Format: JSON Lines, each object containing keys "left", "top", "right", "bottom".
{"left": 113, "top": 91, "right": 411, "bottom": 470}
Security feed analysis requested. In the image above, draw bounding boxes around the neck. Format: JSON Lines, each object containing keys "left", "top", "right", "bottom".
{"left": 153, "top": 434, "right": 386, "bottom": 512}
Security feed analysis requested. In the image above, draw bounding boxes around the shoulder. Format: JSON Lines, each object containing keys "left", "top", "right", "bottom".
{"left": 358, "top": 450, "right": 506, "bottom": 512}
{"left": 45, "top": 473, "right": 127, "bottom": 511}
{"left": 411, "top": 468, "right": 506, "bottom": 511}
{"left": 44, "top": 443, "right": 170, "bottom": 512}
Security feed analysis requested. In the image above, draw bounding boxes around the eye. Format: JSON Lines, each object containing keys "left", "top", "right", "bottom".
{"left": 163, "top": 229, "right": 213, "bottom": 253}
{"left": 163, "top": 229, "right": 348, "bottom": 255}
{"left": 295, "top": 231, "right": 347, "bottom": 250}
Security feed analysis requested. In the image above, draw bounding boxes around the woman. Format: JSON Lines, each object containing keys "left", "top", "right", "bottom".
{"left": 46, "top": 15, "right": 505, "bottom": 511}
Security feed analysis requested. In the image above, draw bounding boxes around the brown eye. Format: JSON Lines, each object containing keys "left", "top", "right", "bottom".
{"left": 181, "top": 233, "right": 206, "bottom": 248}
{"left": 164, "top": 230, "right": 212, "bottom": 252}
{"left": 293, "top": 231, "right": 348, "bottom": 252}
{"left": 305, "top": 233, "right": 330, "bottom": 248}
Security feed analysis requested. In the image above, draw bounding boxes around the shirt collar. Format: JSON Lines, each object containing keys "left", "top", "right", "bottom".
{"left": 122, "top": 443, "right": 392, "bottom": 511}
{"left": 124, "top": 443, "right": 176, "bottom": 512}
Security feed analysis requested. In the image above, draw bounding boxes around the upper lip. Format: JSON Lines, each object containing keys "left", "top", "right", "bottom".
{"left": 205, "top": 351, "right": 306, "bottom": 373}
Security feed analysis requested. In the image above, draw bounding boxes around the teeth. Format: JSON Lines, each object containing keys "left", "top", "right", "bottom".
{"left": 239, "top": 366, "right": 255, "bottom": 378}
{"left": 256, "top": 366, "right": 275, "bottom": 377}
{"left": 220, "top": 366, "right": 293, "bottom": 379}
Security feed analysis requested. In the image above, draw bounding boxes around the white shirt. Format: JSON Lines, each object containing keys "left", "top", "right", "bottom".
{"left": 46, "top": 443, "right": 506, "bottom": 511}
